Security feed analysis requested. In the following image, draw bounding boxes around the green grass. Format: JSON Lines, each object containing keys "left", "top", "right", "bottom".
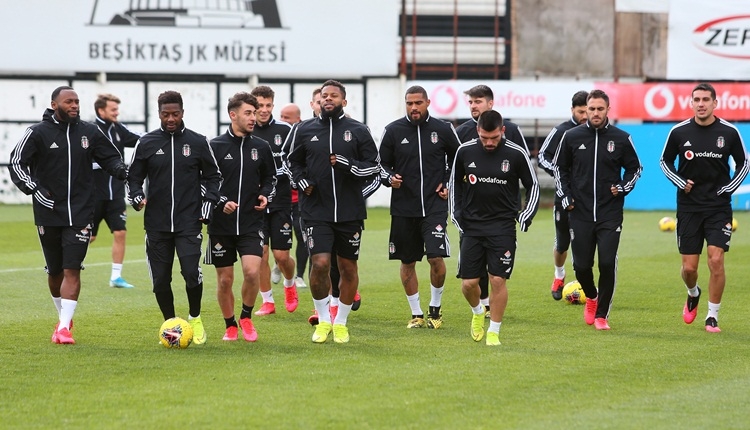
{"left": 1, "top": 204, "right": 750, "bottom": 429}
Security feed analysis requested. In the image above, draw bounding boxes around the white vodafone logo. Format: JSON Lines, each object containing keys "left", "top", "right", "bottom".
{"left": 468, "top": 174, "right": 477, "bottom": 184}
{"left": 644, "top": 85, "right": 675, "bottom": 118}
{"left": 685, "top": 150, "right": 694, "bottom": 160}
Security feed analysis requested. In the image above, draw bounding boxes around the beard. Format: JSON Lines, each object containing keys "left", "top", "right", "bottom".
{"left": 321, "top": 104, "right": 344, "bottom": 120}
{"left": 57, "top": 109, "right": 79, "bottom": 124}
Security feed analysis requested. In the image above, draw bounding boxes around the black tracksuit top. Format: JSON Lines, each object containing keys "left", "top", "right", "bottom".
{"left": 286, "top": 112, "right": 380, "bottom": 223}
{"left": 208, "top": 128, "right": 277, "bottom": 236}
{"left": 379, "top": 114, "right": 461, "bottom": 217}
{"left": 127, "top": 124, "right": 222, "bottom": 233}
{"left": 553, "top": 120, "right": 642, "bottom": 222}
{"left": 8, "top": 108, "right": 127, "bottom": 227}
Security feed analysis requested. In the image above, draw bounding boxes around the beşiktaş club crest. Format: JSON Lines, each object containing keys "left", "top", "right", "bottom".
{"left": 251, "top": 148, "right": 258, "bottom": 161}
{"left": 182, "top": 144, "right": 191, "bottom": 157}
{"left": 274, "top": 134, "right": 282, "bottom": 146}
{"left": 389, "top": 242, "right": 395, "bottom": 254}
{"left": 430, "top": 131, "right": 438, "bottom": 144}
{"left": 343, "top": 130, "right": 352, "bottom": 142}
{"left": 501, "top": 160, "right": 510, "bottom": 173}
{"left": 81, "top": 136, "right": 89, "bottom": 149}
{"left": 717, "top": 136, "right": 725, "bottom": 148}
{"left": 607, "top": 141, "right": 615, "bottom": 153}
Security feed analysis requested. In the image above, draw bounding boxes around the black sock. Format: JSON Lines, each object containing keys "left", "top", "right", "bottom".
{"left": 429, "top": 306, "right": 441, "bottom": 317}
{"left": 240, "top": 304, "right": 254, "bottom": 320}
{"left": 186, "top": 283, "right": 203, "bottom": 318}
{"left": 225, "top": 316, "right": 237, "bottom": 328}
{"left": 412, "top": 314, "right": 424, "bottom": 319}
{"left": 155, "top": 290, "right": 175, "bottom": 320}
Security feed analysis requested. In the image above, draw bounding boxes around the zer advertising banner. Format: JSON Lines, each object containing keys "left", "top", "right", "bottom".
{"left": 0, "top": 0, "right": 399, "bottom": 78}
{"left": 667, "top": 0, "right": 750, "bottom": 80}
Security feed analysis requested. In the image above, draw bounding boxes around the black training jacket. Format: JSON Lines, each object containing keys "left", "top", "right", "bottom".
{"left": 379, "top": 114, "right": 461, "bottom": 217}
{"left": 93, "top": 115, "right": 140, "bottom": 201}
{"left": 209, "top": 128, "right": 276, "bottom": 235}
{"left": 286, "top": 112, "right": 380, "bottom": 223}
{"left": 252, "top": 116, "right": 292, "bottom": 211}
{"left": 127, "top": 123, "right": 222, "bottom": 233}
{"left": 553, "top": 120, "right": 642, "bottom": 222}
{"left": 8, "top": 108, "right": 127, "bottom": 227}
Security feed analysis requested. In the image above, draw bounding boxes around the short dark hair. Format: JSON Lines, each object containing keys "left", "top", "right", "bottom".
{"left": 321, "top": 79, "right": 346, "bottom": 99}
{"left": 477, "top": 110, "right": 503, "bottom": 131}
{"left": 94, "top": 93, "right": 121, "bottom": 113}
{"left": 405, "top": 85, "right": 428, "bottom": 99}
{"left": 157, "top": 90, "right": 183, "bottom": 110}
{"left": 250, "top": 85, "right": 275, "bottom": 100}
{"left": 464, "top": 85, "right": 493, "bottom": 101}
{"left": 572, "top": 91, "right": 589, "bottom": 108}
{"left": 227, "top": 92, "right": 258, "bottom": 113}
{"left": 587, "top": 89, "right": 610, "bottom": 106}
{"left": 312, "top": 88, "right": 321, "bottom": 98}
{"left": 692, "top": 82, "right": 716, "bottom": 100}
{"left": 51, "top": 86, "right": 74, "bottom": 101}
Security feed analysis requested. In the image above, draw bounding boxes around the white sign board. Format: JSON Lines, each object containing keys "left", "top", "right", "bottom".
{"left": 0, "top": 0, "right": 399, "bottom": 78}
{"left": 409, "top": 80, "right": 596, "bottom": 120}
{"left": 667, "top": 0, "right": 750, "bottom": 80}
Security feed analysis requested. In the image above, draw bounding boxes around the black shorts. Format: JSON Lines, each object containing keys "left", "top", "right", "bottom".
{"left": 553, "top": 201, "right": 571, "bottom": 253}
{"left": 388, "top": 213, "right": 450, "bottom": 264}
{"left": 301, "top": 219, "right": 363, "bottom": 260}
{"left": 457, "top": 234, "right": 516, "bottom": 280}
{"left": 677, "top": 209, "right": 732, "bottom": 254}
{"left": 92, "top": 198, "right": 127, "bottom": 236}
{"left": 262, "top": 209, "right": 293, "bottom": 250}
{"left": 204, "top": 232, "right": 264, "bottom": 267}
{"left": 37, "top": 225, "right": 91, "bottom": 275}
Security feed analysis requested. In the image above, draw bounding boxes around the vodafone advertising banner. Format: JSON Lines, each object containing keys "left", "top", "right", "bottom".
{"left": 410, "top": 80, "right": 595, "bottom": 120}
{"left": 667, "top": 0, "right": 750, "bottom": 80}
{"left": 596, "top": 82, "right": 750, "bottom": 121}
{"left": 412, "top": 80, "right": 750, "bottom": 121}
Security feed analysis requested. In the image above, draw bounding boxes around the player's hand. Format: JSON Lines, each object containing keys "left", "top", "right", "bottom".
{"left": 611, "top": 185, "right": 619, "bottom": 196}
{"left": 391, "top": 174, "right": 403, "bottom": 189}
{"left": 304, "top": 185, "right": 314, "bottom": 196}
{"left": 684, "top": 179, "right": 694, "bottom": 193}
{"left": 436, "top": 183, "right": 448, "bottom": 200}
{"left": 223, "top": 201, "right": 238, "bottom": 214}
{"left": 255, "top": 196, "right": 268, "bottom": 211}
{"left": 330, "top": 154, "right": 337, "bottom": 166}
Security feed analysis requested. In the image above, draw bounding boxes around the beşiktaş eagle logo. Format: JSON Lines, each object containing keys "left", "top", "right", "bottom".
{"left": 89, "top": 0, "right": 283, "bottom": 28}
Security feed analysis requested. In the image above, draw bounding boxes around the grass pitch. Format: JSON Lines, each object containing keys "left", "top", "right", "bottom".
{"left": 1, "top": 204, "right": 749, "bottom": 429}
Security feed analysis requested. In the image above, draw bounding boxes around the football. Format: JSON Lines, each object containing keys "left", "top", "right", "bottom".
{"left": 562, "top": 281, "right": 586, "bottom": 304}
{"left": 159, "top": 317, "right": 193, "bottom": 349}
{"left": 732, "top": 217, "right": 738, "bottom": 232}
{"left": 658, "top": 216, "right": 676, "bottom": 232}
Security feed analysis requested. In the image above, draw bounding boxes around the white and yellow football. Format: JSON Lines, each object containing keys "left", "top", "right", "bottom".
{"left": 658, "top": 216, "right": 676, "bottom": 232}
{"left": 159, "top": 317, "right": 193, "bottom": 349}
{"left": 732, "top": 217, "right": 738, "bottom": 232}
{"left": 562, "top": 281, "right": 586, "bottom": 305}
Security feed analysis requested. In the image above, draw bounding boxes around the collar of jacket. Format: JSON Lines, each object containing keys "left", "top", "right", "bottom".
{"left": 406, "top": 112, "right": 432, "bottom": 126}
{"left": 95, "top": 114, "right": 113, "bottom": 129}
{"left": 319, "top": 111, "right": 346, "bottom": 123}
{"left": 585, "top": 118, "right": 610, "bottom": 131}
{"left": 226, "top": 126, "right": 249, "bottom": 142}
{"left": 43, "top": 108, "right": 78, "bottom": 128}
{"left": 255, "top": 116, "right": 276, "bottom": 129}
{"left": 160, "top": 122, "right": 187, "bottom": 136}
